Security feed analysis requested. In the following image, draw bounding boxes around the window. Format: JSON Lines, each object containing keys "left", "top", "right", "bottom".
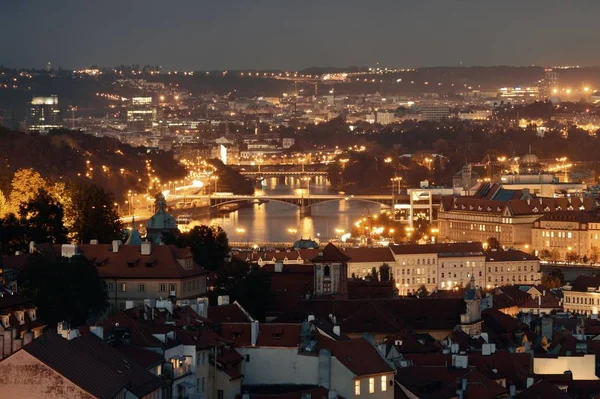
{"left": 201, "top": 377, "right": 205, "bottom": 392}
{"left": 106, "top": 282, "right": 114, "bottom": 292}
{"left": 381, "top": 376, "right": 387, "bottom": 392}
{"left": 169, "top": 284, "right": 176, "bottom": 294}
{"left": 355, "top": 380, "right": 361, "bottom": 396}
{"left": 217, "top": 390, "right": 224, "bottom": 399}
{"left": 138, "top": 283, "right": 146, "bottom": 293}
{"left": 159, "top": 283, "right": 167, "bottom": 292}
{"left": 324, "top": 265, "right": 331, "bottom": 278}
{"left": 120, "top": 283, "right": 127, "bottom": 292}
{"left": 369, "top": 377, "right": 375, "bottom": 393}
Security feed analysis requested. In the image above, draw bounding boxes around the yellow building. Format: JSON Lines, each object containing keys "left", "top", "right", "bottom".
{"left": 532, "top": 211, "right": 600, "bottom": 261}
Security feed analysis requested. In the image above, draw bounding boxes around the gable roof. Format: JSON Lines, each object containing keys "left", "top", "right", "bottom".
{"left": 47, "top": 244, "right": 208, "bottom": 279}
{"left": 319, "top": 335, "right": 393, "bottom": 377}
{"left": 21, "top": 332, "right": 165, "bottom": 399}
{"left": 390, "top": 242, "right": 484, "bottom": 256}
{"left": 310, "top": 243, "right": 351, "bottom": 263}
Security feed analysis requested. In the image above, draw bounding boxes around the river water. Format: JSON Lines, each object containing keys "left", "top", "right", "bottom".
{"left": 196, "top": 176, "right": 384, "bottom": 244}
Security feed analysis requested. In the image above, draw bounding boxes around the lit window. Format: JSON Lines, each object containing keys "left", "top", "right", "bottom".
{"left": 369, "top": 377, "right": 375, "bottom": 393}
{"left": 381, "top": 376, "right": 387, "bottom": 391}
{"left": 120, "top": 283, "right": 127, "bottom": 292}
{"left": 355, "top": 380, "right": 361, "bottom": 396}
{"left": 138, "top": 283, "right": 146, "bottom": 293}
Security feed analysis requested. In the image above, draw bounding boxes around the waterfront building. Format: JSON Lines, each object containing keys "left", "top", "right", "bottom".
{"left": 563, "top": 275, "right": 600, "bottom": 315}
{"left": 485, "top": 249, "right": 541, "bottom": 288}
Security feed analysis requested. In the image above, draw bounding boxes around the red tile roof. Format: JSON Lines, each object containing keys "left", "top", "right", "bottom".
{"left": 310, "top": 243, "right": 351, "bottom": 262}
{"left": 21, "top": 331, "right": 165, "bottom": 399}
{"left": 319, "top": 335, "right": 393, "bottom": 377}
{"left": 208, "top": 303, "right": 253, "bottom": 324}
{"left": 341, "top": 247, "right": 395, "bottom": 263}
{"left": 390, "top": 242, "right": 484, "bottom": 256}
{"left": 255, "top": 323, "right": 302, "bottom": 347}
{"left": 569, "top": 275, "right": 600, "bottom": 292}
{"left": 48, "top": 243, "right": 208, "bottom": 279}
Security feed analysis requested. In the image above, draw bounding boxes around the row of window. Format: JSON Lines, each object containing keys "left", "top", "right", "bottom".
{"left": 400, "top": 277, "right": 436, "bottom": 285}
{"left": 541, "top": 231, "right": 574, "bottom": 238}
{"left": 106, "top": 282, "right": 177, "bottom": 294}
{"left": 488, "top": 275, "right": 537, "bottom": 282}
{"left": 355, "top": 376, "right": 388, "bottom": 395}
{"left": 565, "top": 295, "right": 600, "bottom": 305}
{"left": 489, "top": 265, "right": 537, "bottom": 273}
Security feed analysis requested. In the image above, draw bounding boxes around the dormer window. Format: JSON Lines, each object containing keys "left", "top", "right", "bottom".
{"left": 0, "top": 315, "right": 9, "bottom": 328}
{"left": 27, "top": 308, "right": 36, "bottom": 321}
{"left": 532, "top": 207, "right": 538, "bottom": 213}
{"left": 15, "top": 311, "right": 25, "bottom": 325}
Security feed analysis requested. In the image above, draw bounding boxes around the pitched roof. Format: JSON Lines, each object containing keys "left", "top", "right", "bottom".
{"left": 341, "top": 247, "right": 395, "bottom": 263}
{"left": 515, "top": 380, "right": 570, "bottom": 399}
{"left": 390, "top": 242, "right": 484, "bottom": 256}
{"left": 569, "top": 275, "right": 600, "bottom": 292}
{"left": 48, "top": 244, "right": 208, "bottom": 279}
{"left": 310, "top": 243, "right": 351, "bottom": 263}
{"left": 319, "top": 336, "right": 393, "bottom": 377}
{"left": 208, "top": 303, "right": 253, "bottom": 324}
{"left": 235, "top": 386, "right": 345, "bottom": 399}
{"left": 486, "top": 249, "right": 539, "bottom": 262}
{"left": 255, "top": 324, "right": 302, "bottom": 347}
{"left": 22, "top": 332, "right": 165, "bottom": 399}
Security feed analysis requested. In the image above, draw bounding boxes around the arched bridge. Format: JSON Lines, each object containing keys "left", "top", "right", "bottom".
{"left": 177, "top": 194, "right": 394, "bottom": 217}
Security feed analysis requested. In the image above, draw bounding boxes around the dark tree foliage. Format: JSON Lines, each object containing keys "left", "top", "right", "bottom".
{"left": 19, "top": 254, "right": 108, "bottom": 327}
{"left": 205, "top": 158, "right": 254, "bottom": 195}
{"left": 213, "top": 260, "right": 271, "bottom": 322}
{"left": 18, "top": 188, "right": 68, "bottom": 245}
{"left": 550, "top": 268, "right": 565, "bottom": 285}
{"left": 0, "top": 213, "right": 27, "bottom": 255}
{"left": 416, "top": 284, "right": 429, "bottom": 298}
{"left": 379, "top": 263, "right": 391, "bottom": 282}
{"left": 486, "top": 237, "right": 501, "bottom": 250}
{"left": 70, "top": 184, "right": 123, "bottom": 244}
{"left": 178, "top": 225, "right": 230, "bottom": 271}
{"left": 0, "top": 189, "right": 68, "bottom": 254}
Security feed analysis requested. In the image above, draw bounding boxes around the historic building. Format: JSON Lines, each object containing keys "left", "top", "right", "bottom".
{"left": 531, "top": 210, "right": 600, "bottom": 260}
{"left": 485, "top": 249, "right": 541, "bottom": 288}
{"left": 563, "top": 275, "right": 600, "bottom": 315}
{"left": 438, "top": 183, "right": 595, "bottom": 247}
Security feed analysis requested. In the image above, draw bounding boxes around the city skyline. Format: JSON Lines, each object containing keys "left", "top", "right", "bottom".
{"left": 3, "top": 0, "right": 600, "bottom": 70}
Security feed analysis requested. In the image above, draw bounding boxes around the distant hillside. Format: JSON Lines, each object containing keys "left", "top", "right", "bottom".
{"left": 0, "top": 128, "right": 186, "bottom": 199}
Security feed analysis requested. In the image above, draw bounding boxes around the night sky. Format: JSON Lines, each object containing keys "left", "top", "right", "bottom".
{"left": 3, "top": 0, "right": 600, "bottom": 70}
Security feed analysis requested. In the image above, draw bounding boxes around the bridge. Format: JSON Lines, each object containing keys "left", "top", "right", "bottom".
{"left": 239, "top": 170, "right": 328, "bottom": 179}
{"left": 170, "top": 194, "right": 393, "bottom": 217}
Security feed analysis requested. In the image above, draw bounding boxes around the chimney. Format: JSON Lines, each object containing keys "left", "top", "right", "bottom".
{"left": 251, "top": 320, "right": 259, "bottom": 346}
{"left": 307, "top": 314, "right": 315, "bottom": 323}
{"left": 90, "top": 325, "right": 104, "bottom": 340}
{"left": 112, "top": 240, "right": 122, "bottom": 253}
{"left": 90, "top": 239, "right": 99, "bottom": 245}
{"left": 57, "top": 321, "right": 79, "bottom": 340}
{"left": 60, "top": 244, "right": 79, "bottom": 258}
{"left": 141, "top": 241, "right": 152, "bottom": 256}
{"left": 333, "top": 325, "right": 341, "bottom": 336}
{"left": 218, "top": 295, "right": 230, "bottom": 306}
{"left": 526, "top": 377, "right": 534, "bottom": 388}
{"left": 274, "top": 261, "right": 283, "bottom": 273}
{"left": 29, "top": 241, "right": 36, "bottom": 254}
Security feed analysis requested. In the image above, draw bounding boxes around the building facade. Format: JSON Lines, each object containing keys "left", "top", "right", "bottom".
{"left": 532, "top": 211, "right": 600, "bottom": 260}
{"left": 27, "top": 95, "right": 62, "bottom": 132}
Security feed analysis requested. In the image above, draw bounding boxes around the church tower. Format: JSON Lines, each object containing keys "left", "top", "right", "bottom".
{"left": 310, "top": 243, "right": 350, "bottom": 299}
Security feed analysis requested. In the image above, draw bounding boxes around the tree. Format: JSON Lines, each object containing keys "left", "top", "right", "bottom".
{"left": 416, "top": 284, "right": 429, "bottom": 298}
{"left": 379, "top": 263, "right": 391, "bottom": 282}
{"left": 539, "top": 249, "right": 552, "bottom": 261}
{"left": 18, "top": 188, "right": 67, "bottom": 245}
{"left": 8, "top": 168, "right": 47, "bottom": 214}
{"left": 70, "top": 184, "right": 123, "bottom": 244}
{"left": 213, "top": 260, "right": 271, "bottom": 321}
{"left": 590, "top": 246, "right": 600, "bottom": 264}
{"left": 0, "top": 189, "right": 7, "bottom": 217}
{"left": 368, "top": 267, "right": 379, "bottom": 281}
{"left": 541, "top": 274, "right": 562, "bottom": 289}
{"left": 485, "top": 237, "right": 501, "bottom": 250}
{"left": 550, "top": 249, "right": 561, "bottom": 263}
{"left": 179, "top": 225, "right": 229, "bottom": 271}
{"left": 19, "top": 254, "right": 108, "bottom": 327}
{"left": 0, "top": 213, "right": 28, "bottom": 255}
{"left": 550, "top": 268, "right": 565, "bottom": 285}
{"left": 565, "top": 251, "right": 580, "bottom": 264}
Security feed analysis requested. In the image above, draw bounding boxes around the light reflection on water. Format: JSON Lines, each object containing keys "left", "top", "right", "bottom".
{"left": 195, "top": 176, "right": 384, "bottom": 243}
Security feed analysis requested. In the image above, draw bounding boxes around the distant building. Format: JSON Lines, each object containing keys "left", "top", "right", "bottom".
{"left": 485, "top": 249, "right": 541, "bottom": 288}
{"left": 544, "top": 68, "right": 559, "bottom": 97}
{"left": 419, "top": 104, "right": 451, "bottom": 121}
{"left": 457, "top": 109, "right": 491, "bottom": 121}
{"left": 376, "top": 111, "right": 396, "bottom": 125}
{"left": 127, "top": 97, "right": 156, "bottom": 131}
{"left": 498, "top": 86, "right": 540, "bottom": 103}
{"left": 26, "top": 95, "right": 62, "bottom": 133}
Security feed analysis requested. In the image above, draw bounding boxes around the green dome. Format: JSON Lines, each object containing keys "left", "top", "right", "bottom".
{"left": 293, "top": 238, "right": 319, "bottom": 249}
{"left": 146, "top": 196, "right": 177, "bottom": 230}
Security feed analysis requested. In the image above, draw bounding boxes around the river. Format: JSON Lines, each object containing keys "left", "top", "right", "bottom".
{"left": 195, "top": 176, "right": 384, "bottom": 243}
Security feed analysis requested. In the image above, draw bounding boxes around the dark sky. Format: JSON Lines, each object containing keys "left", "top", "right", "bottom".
{"left": 3, "top": 0, "right": 600, "bottom": 70}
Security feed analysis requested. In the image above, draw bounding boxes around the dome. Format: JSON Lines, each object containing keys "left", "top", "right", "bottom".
{"left": 146, "top": 196, "right": 177, "bottom": 230}
{"left": 520, "top": 153, "right": 539, "bottom": 165}
{"left": 293, "top": 238, "right": 319, "bottom": 249}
